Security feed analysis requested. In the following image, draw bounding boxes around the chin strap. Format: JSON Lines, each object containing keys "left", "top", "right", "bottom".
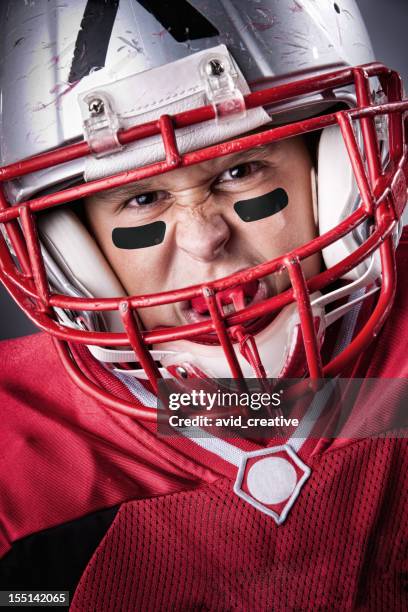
{"left": 88, "top": 332, "right": 269, "bottom": 380}
{"left": 311, "top": 254, "right": 379, "bottom": 326}
{"left": 86, "top": 264, "right": 378, "bottom": 382}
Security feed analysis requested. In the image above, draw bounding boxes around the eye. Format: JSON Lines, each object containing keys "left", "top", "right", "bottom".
{"left": 124, "top": 190, "right": 168, "bottom": 209}
{"left": 217, "top": 162, "right": 262, "bottom": 183}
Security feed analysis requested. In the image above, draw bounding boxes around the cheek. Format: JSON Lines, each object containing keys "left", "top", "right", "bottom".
{"left": 107, "top": 229, "right": 174, "bottom": 298}
{"left": 231, "top": 186, "right": 314, "bottom": 252}
{"left": 90, "top": 218, "right": 170, "bottom": 295}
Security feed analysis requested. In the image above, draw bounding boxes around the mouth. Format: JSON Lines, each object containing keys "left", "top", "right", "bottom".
{"left": 180, "top": 278, "right": 276, "bottom": 344}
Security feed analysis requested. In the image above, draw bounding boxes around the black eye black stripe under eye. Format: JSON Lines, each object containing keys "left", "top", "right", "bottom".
{"left": 234, "top": 189, "right": 289, "bottom": 222}
{"left": 112, "top": 221, "right": 166, "bottom": 249}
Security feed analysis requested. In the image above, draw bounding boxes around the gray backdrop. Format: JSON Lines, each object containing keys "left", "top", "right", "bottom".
{"left": 1, "top": 0, "right": 407, "bottom": 340}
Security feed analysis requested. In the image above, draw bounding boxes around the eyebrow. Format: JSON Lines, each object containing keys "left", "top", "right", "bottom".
{"left": 96, "top": 143, "right": 277, "bottom": 202}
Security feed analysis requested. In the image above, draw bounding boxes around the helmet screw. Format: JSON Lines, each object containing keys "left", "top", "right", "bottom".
{"left": 88, "top": 97, "right": 105, "bottom": 116}
{"left": 176, "top": 366, "right": 188, "bottom": 379}
{"left": 207, "top": 59, "right": 225, "bottom": 77}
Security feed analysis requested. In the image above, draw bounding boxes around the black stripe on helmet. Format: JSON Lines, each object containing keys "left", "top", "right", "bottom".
{"left": 137, "top": 0, "right": 219, "bottom": 42}
{"left": 68, "top": 0, "right": 120, "bottom": 83}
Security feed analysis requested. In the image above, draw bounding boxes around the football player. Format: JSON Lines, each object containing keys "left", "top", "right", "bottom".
{"left": 0, "top": 1, "right": 407, "bottom": 609}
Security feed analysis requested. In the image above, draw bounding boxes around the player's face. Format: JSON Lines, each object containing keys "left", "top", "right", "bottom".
{"left": 85, "top": 136, "right": 320, "bottom": 331}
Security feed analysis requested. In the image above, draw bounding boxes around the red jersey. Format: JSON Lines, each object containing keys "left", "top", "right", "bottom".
{"left": 0, "top": 231, "right": 408, "bottom": 610}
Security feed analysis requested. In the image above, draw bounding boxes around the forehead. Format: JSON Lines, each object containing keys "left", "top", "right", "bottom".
{"left": 92, "top": 140, "right": 289, "bottom": 202}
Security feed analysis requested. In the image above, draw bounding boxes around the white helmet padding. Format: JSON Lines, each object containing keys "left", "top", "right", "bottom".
{"left": 38, "top": 208, "right": 125, "bottom": 333}
{"left": 317, "top": 124, "right": 379, "bottom": 282}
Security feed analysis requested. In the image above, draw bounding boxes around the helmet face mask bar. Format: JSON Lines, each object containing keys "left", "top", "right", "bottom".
{"left": 0, "top": 57, "right": 407, "bottom": 420}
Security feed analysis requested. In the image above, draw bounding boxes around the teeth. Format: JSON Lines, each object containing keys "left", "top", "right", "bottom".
{"left": 188, "top": 290, "right": 256, "bottom": 319}
{"left": 223, "top": 303, "right": 236, "bottom": 316}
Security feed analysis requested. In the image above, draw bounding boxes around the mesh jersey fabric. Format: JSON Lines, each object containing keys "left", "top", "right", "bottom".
{"left": 70, "top": 437, "right": 408, "bottom": 611}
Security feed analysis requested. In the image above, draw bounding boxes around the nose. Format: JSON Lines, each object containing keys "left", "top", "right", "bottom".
{"left": 176, "top": 202, "right": 231, "bottom": 262}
